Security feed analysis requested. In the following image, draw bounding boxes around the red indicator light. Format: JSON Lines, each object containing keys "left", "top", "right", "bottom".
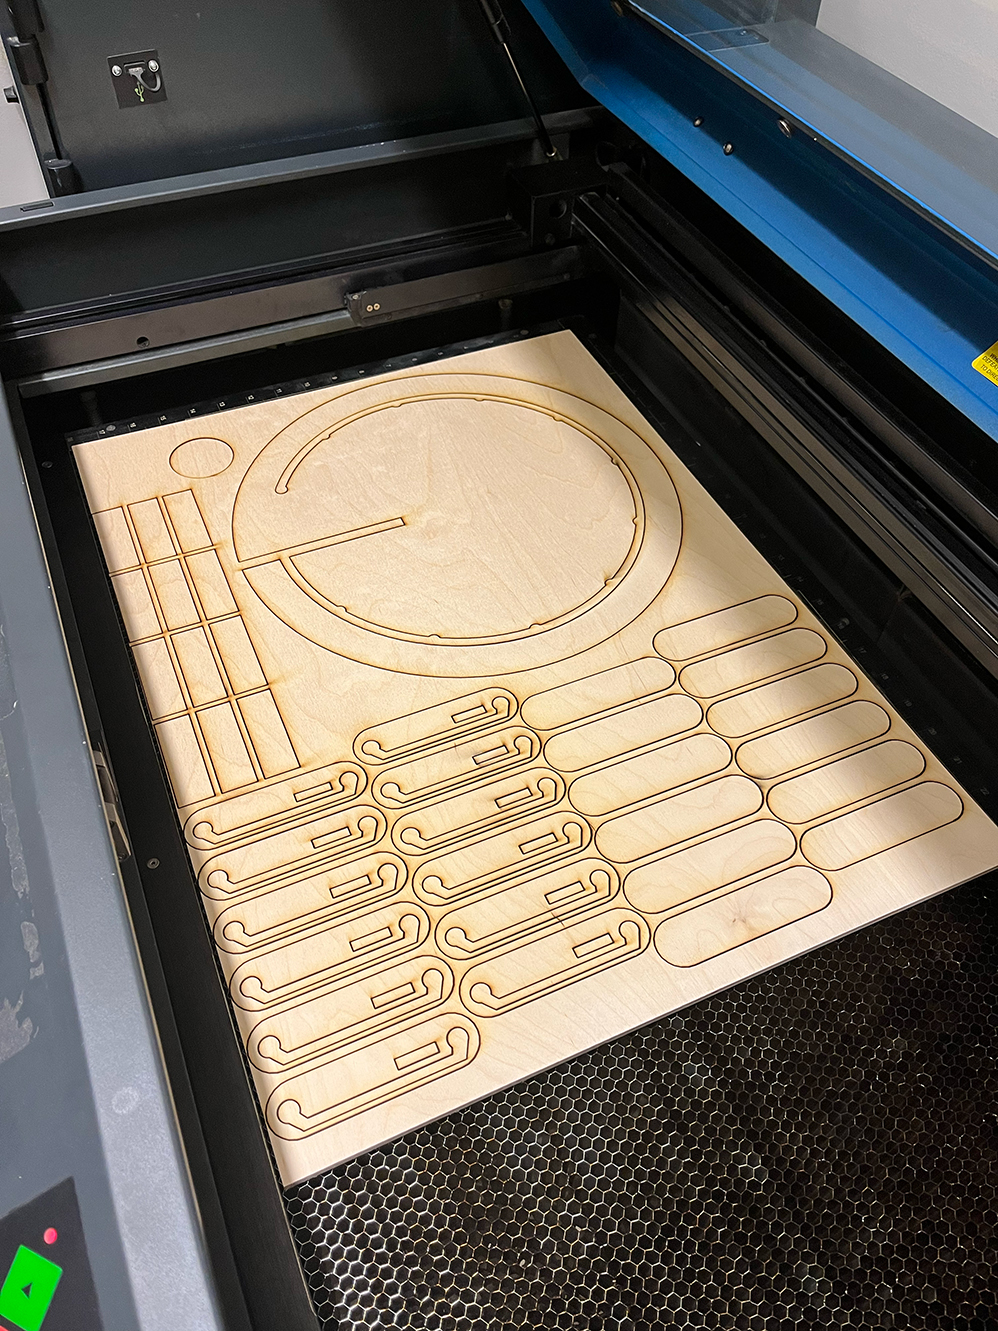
{"left": 42, "top": 1229, "right": 57, "bottom": 1246}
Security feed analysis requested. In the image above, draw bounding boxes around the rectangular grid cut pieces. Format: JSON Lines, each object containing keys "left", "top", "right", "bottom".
{"left": 96, "top": 490, "right": 298, "bottom": 802}
{"left": 73, "top": 333, "right": 998, "bottom": 1186}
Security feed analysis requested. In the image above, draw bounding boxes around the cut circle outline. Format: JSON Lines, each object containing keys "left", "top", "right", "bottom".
{"left": 232, "top": 373, "right": 683, "bottom": 676}
{"left": 169, "top": 437, "right": 234, "bottom": 478}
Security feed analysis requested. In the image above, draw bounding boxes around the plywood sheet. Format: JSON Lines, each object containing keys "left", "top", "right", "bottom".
{"left": 73, "top": 332, "right": 998, "bottom": 1185}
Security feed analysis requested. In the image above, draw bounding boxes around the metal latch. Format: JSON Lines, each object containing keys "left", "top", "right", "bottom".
{"left": 92, "top": 748, "right": 132, "bottom": 863}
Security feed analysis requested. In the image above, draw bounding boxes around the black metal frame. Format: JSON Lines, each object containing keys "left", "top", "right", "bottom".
{"left": 0, "top": 0, "right": 585, "bottom": 195}
{"left": 573, "top": 164, "right": 998, "bottom": 681}
{"left": 8, "top": 390, "right": 307, "bottom": 1331}
{"left": 5, "top": 110, "right": 998, "bottom": 1330}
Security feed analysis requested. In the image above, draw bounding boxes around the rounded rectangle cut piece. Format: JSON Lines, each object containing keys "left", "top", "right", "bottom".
{"left": 595, "top": 774, "right": 764, "bottom": 863}
{"left": 568, "top": 733, "right": 732, "bottom": 817}
{"left": 623, "top": 820, "right": 797, "bottom": 914}
{"left": 653, "top": 595, "right": 797, "bottom": 662}
{"left": 654, "top": 866, "right": 833, "bottom": 967}
{"left": 735, "top": 700, "right": 891, "bottom": 779}
{"left": 766, "top": 740, "right": 925, "bottom": 825}
{"left": 800, "top": 782, "right": 964, "bottom": 871}
{"left": 544, "top": 694, "right": 702, "bottom": 772}
{"left": 521, "top": 658, "right": 676, "bottom": 731}
{"left": 679, "top": 628, "right": 826, "bottom": 699}
{"left": 707, "top": 664, "right": 858, "bottom": 738}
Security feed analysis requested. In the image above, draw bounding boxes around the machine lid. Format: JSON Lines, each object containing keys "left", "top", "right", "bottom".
{"left": 620, "top": 0, "right": 998, "bottom": 274}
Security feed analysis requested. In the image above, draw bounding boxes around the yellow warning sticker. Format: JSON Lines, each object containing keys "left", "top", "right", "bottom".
{"left": 972, "top": 340, "right": 998, "bottom": 386}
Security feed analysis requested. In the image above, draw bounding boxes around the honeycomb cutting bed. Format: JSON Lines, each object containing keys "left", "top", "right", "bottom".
{"left": 73, "top": 331, "right": 998, "bottom": 1187}
{"left": 286, "top": 877, "right": 998, "bottom": 1330}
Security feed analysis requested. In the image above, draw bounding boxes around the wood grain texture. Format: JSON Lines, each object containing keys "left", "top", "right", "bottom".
{"left": 74, "top": 331, "right": 998, "bottom": 1185}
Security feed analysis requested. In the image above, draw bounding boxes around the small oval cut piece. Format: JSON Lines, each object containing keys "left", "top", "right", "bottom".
{"left": 169, "top": 437, "right": 235, "bottom": 477}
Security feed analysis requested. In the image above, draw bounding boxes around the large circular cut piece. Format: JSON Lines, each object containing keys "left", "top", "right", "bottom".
{"left": 233, "top": 376, "right": 682, "bottom": 675}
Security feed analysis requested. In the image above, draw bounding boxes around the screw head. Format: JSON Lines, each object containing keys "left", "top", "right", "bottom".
{"left": 723, "top": 142, "right": 734, "bottom": 155}
{"left": 693, "top": 116, "right": 704, "bottom": 127}
{"left": 148, "top": 59, "right": 159, "bottom": 72}
{"left": 778, "top": 117, "right": 793, "bottom": 138}
{"left": 111, "top": 64, "right": 122, "bottom": 77}
{"left": 146, "top": 857, "right": 160, "bottom": 870}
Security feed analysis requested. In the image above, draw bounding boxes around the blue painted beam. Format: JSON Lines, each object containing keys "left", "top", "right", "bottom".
{"left": 522, "top": 0, "right": 998, "bottom": 443}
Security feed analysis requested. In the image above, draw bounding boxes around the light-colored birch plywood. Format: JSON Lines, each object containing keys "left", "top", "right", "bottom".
{"left": 73, "top": 331, "right": 998, "bottom": 1186}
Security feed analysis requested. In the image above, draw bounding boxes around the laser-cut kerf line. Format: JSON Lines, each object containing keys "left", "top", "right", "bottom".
{"left": 238, "top": 515, "right": 407, "bottom": 570}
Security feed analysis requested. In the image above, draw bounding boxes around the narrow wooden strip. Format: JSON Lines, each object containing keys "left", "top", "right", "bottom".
{"left": 129, "top": 497, "right": 176, "bottom": 562}
{"left": 93, "top": 507, "right": 139, "bottom": 572}
{"left": 155, "top": 714, "right": 214, "bottom": 804}
{"left": 131, "top": 638, "right": 186, "bottom": 720}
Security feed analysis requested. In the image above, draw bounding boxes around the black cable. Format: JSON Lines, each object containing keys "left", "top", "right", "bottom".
{"left": 474, "top": 0, "right": 559, "bottom": 158}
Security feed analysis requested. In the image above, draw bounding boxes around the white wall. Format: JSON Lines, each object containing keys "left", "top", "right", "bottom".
{"left": 817, "top": 0, "right": 998, "bottom": 139}
{"left": 0, "top": 43, "right": 47, "bottom": 209}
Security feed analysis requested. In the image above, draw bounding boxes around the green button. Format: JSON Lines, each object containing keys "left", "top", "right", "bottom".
{"left": 0, "top": 1246, "right": 62, "bottom": 1331}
